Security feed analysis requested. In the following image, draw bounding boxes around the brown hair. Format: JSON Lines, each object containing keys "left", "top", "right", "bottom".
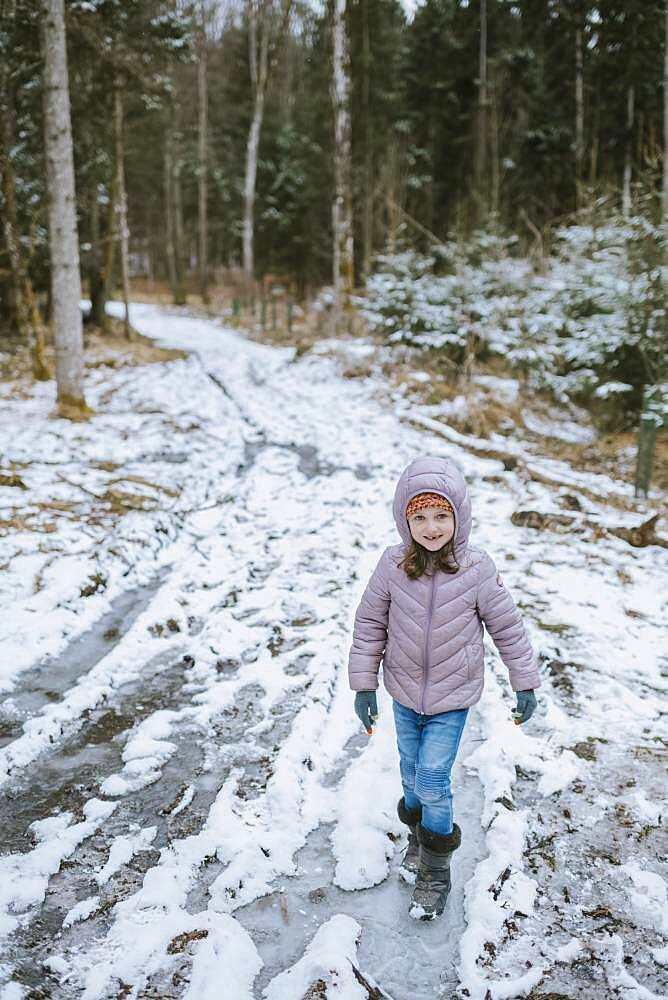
{"left": 399, "top": 537, "right": 459, "bottom": 579}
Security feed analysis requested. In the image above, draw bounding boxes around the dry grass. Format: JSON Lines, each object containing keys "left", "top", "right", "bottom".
{"left": 0, "top": 316, "right": 187, "bottom": 391}
{"left": 381, "top": 351, "right": 668, "bottom": 494}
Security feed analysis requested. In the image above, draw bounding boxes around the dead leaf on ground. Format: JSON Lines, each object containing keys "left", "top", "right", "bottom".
{"left": 166, "top": 928, "right": 208, "bottom": 954}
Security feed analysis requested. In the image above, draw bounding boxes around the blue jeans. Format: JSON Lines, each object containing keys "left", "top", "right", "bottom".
{"left": 393, "top": 700, "right": 468, "bottom": 835}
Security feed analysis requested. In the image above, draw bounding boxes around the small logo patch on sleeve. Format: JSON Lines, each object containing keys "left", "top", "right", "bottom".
{"left": 496, "top": 574, "right": 503, "bottom": 586}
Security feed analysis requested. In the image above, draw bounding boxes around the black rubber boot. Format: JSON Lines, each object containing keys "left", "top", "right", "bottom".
{"left": 397, "top": 798, "right": 422, "bottom": 883}
{"left": 409, "top": 823, "right": 461, "bottom": 920}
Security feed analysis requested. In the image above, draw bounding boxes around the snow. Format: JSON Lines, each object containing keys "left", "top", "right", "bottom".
{"left": 62, "top": 895, "right": 100, "bottom": 928}
{"left": 94, "top": 825, "right": 157, "bottom": 886}
{"left": 0, "top": 301, "right": 666, "bottom": 998}
{"left": 263, "top": 915, "right": 367, "bottom": 999}
{"left": 622, "top": 864, "right": 668, "bottom": 935}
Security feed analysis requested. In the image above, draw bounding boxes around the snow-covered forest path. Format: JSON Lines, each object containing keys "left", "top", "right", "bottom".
{"left": 0, "top": 305, "right": 666, "bottom": 1000}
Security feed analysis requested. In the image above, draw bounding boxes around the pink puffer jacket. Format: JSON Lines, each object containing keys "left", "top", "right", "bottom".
{"left": 348, "top": 456, "right": 541, "bottom": 714}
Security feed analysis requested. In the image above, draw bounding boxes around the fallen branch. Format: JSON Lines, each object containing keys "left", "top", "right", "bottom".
{"left": 511, "top": 510, "right": 667, "bottom": 548}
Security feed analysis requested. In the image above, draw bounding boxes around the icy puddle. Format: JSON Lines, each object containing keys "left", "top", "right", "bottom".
{"left": 233, "top": 735, "right": 485, "bottom": 1000}
{"left": 0, "top": 573, "right": 167, "bottom": 749}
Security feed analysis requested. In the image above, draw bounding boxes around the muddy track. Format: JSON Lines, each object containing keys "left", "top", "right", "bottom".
{"left": 0, "top": 574, "right": 168, "bottom": 750}
{"left": 1, "top": 634, "right": 335, "bottom": 997}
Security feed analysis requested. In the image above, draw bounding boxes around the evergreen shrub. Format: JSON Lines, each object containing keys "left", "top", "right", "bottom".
{"left": 360, "top": 215, "right": 667, "bottom": 430}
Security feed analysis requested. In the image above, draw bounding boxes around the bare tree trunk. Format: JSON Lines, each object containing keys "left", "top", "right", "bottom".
{"left": 164, "top": 129, "right": 177, "bottom": 292}
{"left": 242, "top": 0, "right": 293, "bottom": 286}
{"left": 103, "top": 164, "right": 118, "bottom": 315}
{"left": 663, "top": 0, "right": 668, "bottom": 221}
{"left": 89, "top": 187, "right": 107, "bottom": 327}
{"left": 589, "top": 78, "right": 599, "bottom": 189}
{"left": 197, "top": 26, "right": 209, "bottom": 303}
{"left": 331, "top": 0, "right": 354, "bottom": 333}
{"left": 243, "top": 98, "right": 263, "bottom": 285}
{"left": 575, "top": 22, "right": 585, "bottom": 210}
{"left": 475, "top": 0, "right": 488, "bottom": 218}
{"left": 385, "top": 142, "right": 399, "bottom": 254}
{"left": 173, "top": 142, "right": 187, "bottom": 305}
{"left": 112, "top": 76, "right": 131, "bottom": 337}
{"left": 243, "top": 0, "right": 269, "bottom": 285}
{"left": 622, "top": 84, "right": 635, "bottom": 217}
{"left": 490, "top": 64, "right": 500, "bottom": 217}
{"left": 361, "top": 0, "right": 372, "bottom": 282}
{"left": 40, "top": 0, "right": 89, "bottom": 417}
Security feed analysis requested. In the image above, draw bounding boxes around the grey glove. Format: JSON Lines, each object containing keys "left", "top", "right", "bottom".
{"left": 354, "top": 691, "right": 378, "bottom": 732}
{"left": 513, "top": 689, "right": 537, "bottom": 725}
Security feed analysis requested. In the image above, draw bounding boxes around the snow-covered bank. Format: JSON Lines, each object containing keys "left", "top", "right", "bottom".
{"left": 0, "top": 303, "right": 666, "bottom": 999}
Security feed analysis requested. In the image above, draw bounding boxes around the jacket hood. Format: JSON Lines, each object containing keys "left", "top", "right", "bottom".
{"left": 392, "top": 455, "right": 472, "bottom": 560}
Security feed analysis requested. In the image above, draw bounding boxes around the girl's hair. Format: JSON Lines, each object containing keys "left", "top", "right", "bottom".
{"left": 400, "top": 538, "right": 459, "bottom": 578}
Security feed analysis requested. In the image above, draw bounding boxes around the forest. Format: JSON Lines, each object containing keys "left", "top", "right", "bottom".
{"left": 0, "top": 0, "right": 666, "bottom": 340}
{"left": 0, "top": 0, "right": 668, "bottom": 466}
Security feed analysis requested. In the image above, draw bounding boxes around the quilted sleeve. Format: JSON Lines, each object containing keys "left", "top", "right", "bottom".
{"left": 348, "top": 548, "right": 392, "bottom": 691}
{"left": 476, "top": 552, "right": 541, "bottom": 691}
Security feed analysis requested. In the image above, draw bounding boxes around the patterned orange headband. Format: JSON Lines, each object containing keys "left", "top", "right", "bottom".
{"left": 406, "top": 493, "right": 453, "bottom": 519}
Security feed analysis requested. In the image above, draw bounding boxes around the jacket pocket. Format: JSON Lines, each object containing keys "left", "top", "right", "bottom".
{"left": 464, "top": 643, "right": 482, "bottom": 681}
{"left": 464, "top": 644, "right": 472, "bottom": 680}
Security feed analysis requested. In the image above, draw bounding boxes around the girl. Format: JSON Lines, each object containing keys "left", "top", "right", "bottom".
{"left": 348, "top": 455, "right": 540, "bottom": 920}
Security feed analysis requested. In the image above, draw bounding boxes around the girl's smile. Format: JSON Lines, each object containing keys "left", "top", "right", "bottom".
{"left": 407, "top": 508, "right": 455, "bottom": 551}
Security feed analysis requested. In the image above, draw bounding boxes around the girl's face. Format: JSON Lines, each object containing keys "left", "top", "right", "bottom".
{"left": 407, "top": 506, "right": 455, "bottom": 552}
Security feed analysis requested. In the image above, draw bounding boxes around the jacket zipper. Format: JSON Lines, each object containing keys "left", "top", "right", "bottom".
{"left": 420, "top": 571, "right": 438, "bottom": 714}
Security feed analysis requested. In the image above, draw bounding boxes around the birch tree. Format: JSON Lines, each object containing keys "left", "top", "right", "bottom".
{"left": 243, "top": 0, "right": 293, "bottom": 284}
{"left": 41, "top": 0, "right": 89, "bottom": 417}
{"left": 331, "top": 0, "right": 354, "bottom": 332}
